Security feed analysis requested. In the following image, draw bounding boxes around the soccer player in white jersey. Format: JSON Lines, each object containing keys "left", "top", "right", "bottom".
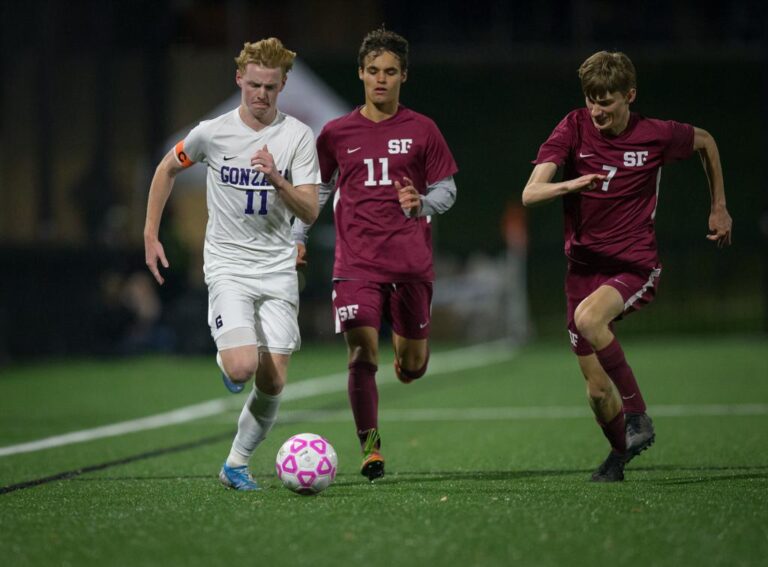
{"left": 144, "top": 38, "right": 320, "bottom": 491}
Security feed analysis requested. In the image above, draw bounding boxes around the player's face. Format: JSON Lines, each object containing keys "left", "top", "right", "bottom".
{"left": 236, "top": 63, "right": 286, "bottom": 123}
{"left": 585, "top": 89, "right": 636, "bottom": 136}
{"left": 358, "top": 50, "right": 407, "bottom": 109}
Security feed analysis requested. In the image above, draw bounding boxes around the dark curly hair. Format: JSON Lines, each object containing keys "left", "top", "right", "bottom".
{"left": 357, "top": 27, "right": 409, "bottom": 72}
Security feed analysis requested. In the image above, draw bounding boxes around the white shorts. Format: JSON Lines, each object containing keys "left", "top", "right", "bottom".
{"left": 207, "top": 271, "right": 301, "bottom": 354}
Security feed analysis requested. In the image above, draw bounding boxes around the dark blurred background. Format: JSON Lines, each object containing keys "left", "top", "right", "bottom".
{"left": 1, "top": 0, "right": 766, "bottom": 362}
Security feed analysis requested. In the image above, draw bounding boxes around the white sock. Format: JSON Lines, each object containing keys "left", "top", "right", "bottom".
{"left": 226, "top": 387, "right": 281, "bottom": 468}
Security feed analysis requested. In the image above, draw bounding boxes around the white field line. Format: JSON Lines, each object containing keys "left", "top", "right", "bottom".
{"left": 0, "top": 340, "right": 518, "bottom": 458}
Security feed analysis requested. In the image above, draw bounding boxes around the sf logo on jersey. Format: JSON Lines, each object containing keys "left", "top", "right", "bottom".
{"left": 336, "top": 304, "right": 359, "bottom": 322}
{"left": 364, "top": 139, "right": 413, "bottom": 187}
{"left": 388, "top": 139, "right": 413, "bottom": 154}
{"left": 623, "top": 151, "right": 649, "bottom": 167}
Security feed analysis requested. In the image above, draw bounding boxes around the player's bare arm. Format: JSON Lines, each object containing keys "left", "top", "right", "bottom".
{"left": 292, "top": 179, "right": 334, "bottom": 268}
{"left": 522, "top": 162, "right": 605, "bottom": 207}
{"left": 144, "top": 150, "right": 186, "bottom": 285}
{"left": 693, "top": 127, "right": 732, "bottom": 247}
{"left": 251, "top": 144, "right": 319, "bottom": 224}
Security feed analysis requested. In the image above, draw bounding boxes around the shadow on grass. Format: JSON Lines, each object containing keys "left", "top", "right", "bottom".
{"left": 629, "top": 464, "right": 768, "bottom": 484}
{"left": 331, "top": 464, "right": 768, "bottom": 488}
{"left": 64, "top": 464, "right": 768, "bottom": 488}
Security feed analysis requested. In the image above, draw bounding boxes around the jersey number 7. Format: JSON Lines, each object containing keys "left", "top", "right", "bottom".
{"left": 601, "top": 165, "right": 617, "bottom": 192}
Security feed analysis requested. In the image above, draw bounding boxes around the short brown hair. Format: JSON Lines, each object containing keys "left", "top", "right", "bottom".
{"left": 358, "top": 27, "right": 409, "bottom": 72}
{"left": 235, "top": 38, "right": 296, "bottom": 75}
{"left": 578, "top": 51, "right": 636, "bottom": 99}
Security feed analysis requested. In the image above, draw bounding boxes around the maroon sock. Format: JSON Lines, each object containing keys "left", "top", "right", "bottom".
{"left": 598, "top": 412, "right": 627, "bottom": 454}
{"left": 595, "top": 338, "right": 647, "bottom": 414}
{"left": 348, "top": 361, "right": 379, "bottom": 447}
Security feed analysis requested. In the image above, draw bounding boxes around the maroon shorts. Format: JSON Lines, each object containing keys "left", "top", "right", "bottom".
{"left": 565, "top": 263, "right": 661, "bottom": 355}
{"left": 332, "top": 280, "right": 433, "bottom": 339}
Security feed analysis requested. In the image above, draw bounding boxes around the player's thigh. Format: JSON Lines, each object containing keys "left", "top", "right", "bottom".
{"left": 254, "top": 270, "right": 301, "bottom": 354}
{"left": 332, "top": 280, "right": 385, "bottom": 334}
{"left": 388, "top": 281, "right": 433, "bottom": 340}
{"left": 218, "top": 329, "right": 260, "bottom": 377}
{"left": 575, "top": 285, "right": 625, "bottom": 329}
{"left": 208, "top": 278, "right": 258, "bottom": 344}
{"left": 565, "top": 265, "right": 661, "bottom": 354}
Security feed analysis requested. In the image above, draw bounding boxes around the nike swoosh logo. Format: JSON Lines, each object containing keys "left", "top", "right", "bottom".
{"left": 579, "top": 152, "right": 594, "bottom": 158}
{"left": 347, "top": 147, "right": 361, "bottom": 154}
{"left": 622, "top": 394, "right": 637, "bottom": 400}
{"left": 419, "top": 322, "right": 429, "bottom": 329}
{"left": 223, "top": 155, "right": 237, "bottom": 161}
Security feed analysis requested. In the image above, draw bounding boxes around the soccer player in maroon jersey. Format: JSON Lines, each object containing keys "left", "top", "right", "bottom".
{"left": 522, "top": 51, "right": 732, "bottom": 482}
{"left": 293, "top": 28, "right": 458, "bottom": 481}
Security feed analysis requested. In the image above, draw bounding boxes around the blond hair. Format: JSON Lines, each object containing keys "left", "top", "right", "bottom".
{"left": 234, "top": 38, "right": 296, "bottom": 75}
{"left": 578, "top": 51, "right": 636, "bottom": 100}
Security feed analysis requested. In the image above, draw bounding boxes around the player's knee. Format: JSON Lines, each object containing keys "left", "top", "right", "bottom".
{"left": 397, "top": 350, "right": 429, "bottom": 379}
{"left": 258, "top": 380, "right": 284, "bottom": 396}
{"left": 348, "top": 344, "right": 378, "bottom": 366}
{"left": 226, "top": 359, "right": 258, "bottom": 383}
{"left": 574, "top": 306, "right": 602, "bottom": 343}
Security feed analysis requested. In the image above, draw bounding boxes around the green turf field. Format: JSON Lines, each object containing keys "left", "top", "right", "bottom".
{"left": 1, "top": 336, "right": 767, "bottom": 567}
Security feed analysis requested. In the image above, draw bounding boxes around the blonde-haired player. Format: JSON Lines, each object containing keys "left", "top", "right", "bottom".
{"left": 144, "top": 38, "right": 320, "bottom": 491}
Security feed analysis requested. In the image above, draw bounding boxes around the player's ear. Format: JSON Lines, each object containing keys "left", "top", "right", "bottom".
{"left": 235, "top": 70, "right": 242, "bottom": 88}
{"left": 401, "top": 70, "right": 407, "bottom": 84}
{"left": 358, "top": 67, "right": 364, "bottom": 81}
{"left": 280, "top": 73, "right": 287, "bottom": 91}
{"left": 626, "top": 88, "right": 637, "bottom": 104}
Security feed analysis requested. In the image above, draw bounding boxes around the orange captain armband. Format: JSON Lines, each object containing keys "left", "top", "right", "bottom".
{"left": 173, "top": 140, "right": 194, "bottom": 168}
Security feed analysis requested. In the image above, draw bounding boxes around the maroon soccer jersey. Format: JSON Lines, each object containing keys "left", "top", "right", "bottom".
{"left": 534, "top": 109, "right": 694, "bottom": 269}
{"left": 317, "top": 106, "right": 458, "bottom": 282}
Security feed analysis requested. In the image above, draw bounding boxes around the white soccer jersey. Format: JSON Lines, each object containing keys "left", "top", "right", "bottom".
{"left": 174, "top": 108, "right": 320, "bottom": 282}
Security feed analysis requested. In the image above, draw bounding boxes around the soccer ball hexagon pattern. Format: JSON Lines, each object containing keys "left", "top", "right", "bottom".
{"left": 275, "top": 433, "right": 338, "bottom": 495}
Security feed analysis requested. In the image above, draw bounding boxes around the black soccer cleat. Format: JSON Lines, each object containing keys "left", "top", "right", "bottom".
{"left": 361, "top": 452, "right": 385, "bottom": 482}
{"left": 590, "top": 450, "right": 626, "bottom": 482}
{"left": 625, "top": 412, "right": 655, "bottom": 464}
{"left": 360, "top": 428, "right": 385, "bottom": 482}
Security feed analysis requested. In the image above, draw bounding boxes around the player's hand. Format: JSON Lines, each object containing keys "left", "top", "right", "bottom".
{"left": 144, "top": 236, "right": 169, "bottom": 285}
{"left": 707, "top": 205, "right": 732, "bottom": 248}
{"left": 564, "top": 173, "right": 605, "bottom": 194}
{"left": 396, "top": 177, "right": 421, "bottom": 217}
{"left": 251, "top": 145, "right": 283, "bottom": 187}
{"left": 295, "top": 242, "right": 308, "bottom": 268}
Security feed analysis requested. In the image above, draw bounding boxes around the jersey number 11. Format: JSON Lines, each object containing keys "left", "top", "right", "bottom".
{"left": 244, "top": 189, "right": 268, "bottom": 215}
{"left": 364, "top": 158, "right": 393, "bottom": 187}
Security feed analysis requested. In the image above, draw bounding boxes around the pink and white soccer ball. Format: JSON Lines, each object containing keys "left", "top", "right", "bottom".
{"left": 275, "top": 433, "right": 338, "bottom": 495}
